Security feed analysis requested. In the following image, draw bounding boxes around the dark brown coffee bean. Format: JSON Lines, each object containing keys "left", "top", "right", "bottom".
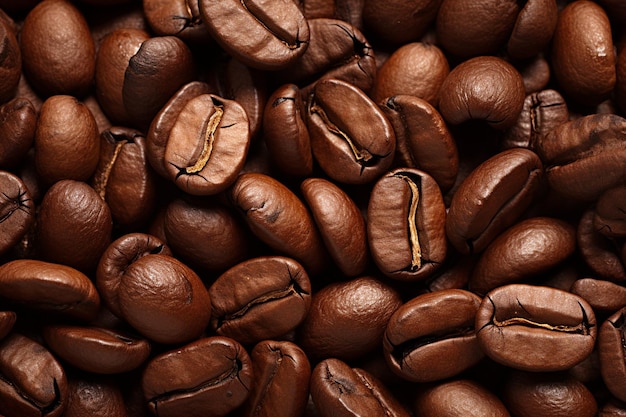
{"left": 446, "top": 148, "right": 543, "bottom": 255}
{"left": 551, "top": 0, "right": 615, "bottom": 105}
{"left": 368, "top": 168, "right": 447, "bottom": 281}
{"left": 372, "top": 42, "right": 449, "bottom": 107}
{"left": 209, "top": 256, "right": 311, "bottom": 344}
{"left": 439, "top": 56, "right": 525, "bottom": 130}
{"left": 163, "top": 198, "right": 249, "bottom": 272}
{"left": 502, "top": 370, "right": 597, "bottom": 417}
{"left": 0, "top": 171, "right": 34, "bottom": 257}
{"left": 228, "top": 172, "right": 328, "bottom": 275}
{"left": 298, "top": 276, "right": 402, "bottom": 360}
{"left": 262, "top": 84, "right": 313, "bottom": 177}
{"left": 363, "top": 0, "right": 440, "bottom": 45}
{"left": 307, "top": 78, "right": 395, "bottom": 184}
{"left": 506, "top": 0, "right": 558, "bottom": 60}
{"left": 0, "top": 312, "right": 15, "bottom": 341}
{"left": 0, "top": 98, "right": 37, "bottom": 170}
{"left": 35, "top": 95, "right": 100, "bottom": 186}
{"left": 0, "top": 333, "right": 68, "bottom": 417}
{"left": 594, "top": 185, "right": 626, "bottom": 238}
{"left": 20, "top": 0, "right": 95, "bottom": 97}
{"left": 36, "top": 180, "right": 112, "bottom": 272}
{"left": 469, "top": 217, "right": 576, "bottom": 295}
{"left": 599, "top": 399, "right": 626, "bottom": 417}
{"left": 515, "top": 55, "right": 552, "bottom": 95}
{"left": 142, "top": 336, "right": 253, "bottom": 417}
{"left": 414, "top": 379, "right": 511, "bottom": 417}
{"left": 578, "top": 209, "right": 626, "bottom": 282}
{"left": 436, "top": 0, "right": 519, "bottom": 58}
{"left": 571, "top": 278, "right": 626, "bottom": 314}
{"left": 301, "top": 178, "right": 368, "bottom": 276}
{"left": 476, "top": 284, "right": 597, "bottom": 372}
{"left": 143, "top": 0, "right": 211, "bottom": 43}
{"left": 91, "top": 127, "right": 157, "bottom": 229}
{"left": 96, "top": 233, "right": 172, "bottom": 318}
{"left": 0, "top": 13, "right": 20, "bottom": 104}
{"left": 116, "top": 254, "right": 211, "bottom": 345}
{"left": 43, "top": 325, "right": 151, "bottom": 374}
{"left": 311, "top": 358, "right": 411, "bottom": 417}
{"left": 198, "top": 0, "right": 309, "bottom": 71}
{"left": 381, "top": 95, "right": 458, "bottom": 191}
{"left": 63, "top": 375, "right": 127, "bottom": 417}
{"left": 599, "top": 307, "right": 626, "bottom": 402}
{"left": 243, "top": 340, "right": 311, "bottom": 417}
{"left": 384, "top": 289, "right": 483, "bottom": 383}
{"left": 0, "top": 259, "right": 100, "bottom": 321}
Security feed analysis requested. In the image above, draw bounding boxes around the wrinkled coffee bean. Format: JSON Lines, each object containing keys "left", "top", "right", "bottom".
{"left": 0, "top": 171, "right": 34, "bottom": 257}
{"left": 598, "top": 307, "right": 626, "bottom": 402}
{"left": 0, "top": 97, "right": 37, "bottom": 170}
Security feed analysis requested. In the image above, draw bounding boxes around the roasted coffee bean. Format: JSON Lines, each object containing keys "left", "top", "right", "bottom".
{"left": 36, "top": 180, "right": 112, "bottom": 272}
{"left": 0, "top": 12, "right": 20, "bottom": 104}
{"left": 0, "top": 333, "right": 68, "bottom": 417}
{"left": 594, "top": 185, "right": 626, "bottom": 238}
{"left": 228, "top": 172, "right": 328, "bottom": 275}
{"left": 502, "top": 370, "right": 598, "bottom": 417}
{"left": 35, "top": 95, "right": 100, "bottom": 186}
{"left": 301, "top": 177, "right": 368, "bottom": 277}
{"left": 209, "top": 256, "right": 311, "bottom": 345}
{"left": 43, "top": 325, "right": 151, "bottom": 375}
{"left": 476, "top": 284, "right": 597, "bottom": 372}
{"left": 599, "top": 399, "right": 626, "bottom": 417}
{"left": 142, "top": 336, "right": 253, "bottom": 417}
{"left": 91, "top": 127, "right": 157, "bottom": 230}
{"left": 368, "top": 168, "right": 446, "bottom": 281}
{"left": 506, "top": 0, "right": 558, "bottom": 60}
{"left": 311, "top": 358, "right": 410, "bottom": 417}
{"left": 598, "top": 307, "right": 626, "bottom": 402}
{"left": 20, "top": 0, "right": 95, "bottom": 97}
{"left": 0, "top": 171, "right": 34, "bottom": 257}
{"left": 243, "top": 340, "right": 311, "bottom": 417}
{"left": 414, "top": 379, "right": 511, "bottom": 417}
{"left": 0, "top": 98, "right": 37, "bottom": 170}
{"left": 63, "top": 375, "right": 127, "bottom": 417}
{"left": 469, "top": 217, "right": 576, "bottom": 295}
{"left": 198, "top": 0, "right": 309, "bottom": 71}
{"left": 551, "top": 0, "right": 615, "bottom": 105}
{"left": 307, "top": 78, "right": 395, "bottom": 185}
{"left": 570, "top": 278, "right": 626, "bottom": 314}
{"left": 578, "top": 209, "right": 626, "bottom": 282}
{"left": 298, "top": 276, "right": 402, "bottom": 360}
{"left": 381, "top": 95, "right": 458, "bottom": 191}
{"left": 0, "top": 259, "right": 100, "bottom": 321}
{"left": 439, "top": 56, "right": 525, "bottom": 130}
{"left": 262, "top": 84, "right": 313, "bottom": 177}
{"left": 515, "top": 55, "right": 552, "bottom": 95}
{"left": 362, "top": 0, "right": 440, "bottom": 45}
{"left": 0, "top": 312, "right": 15, "bottom": 340}
{"left": 143, "top": 0, "right": 211, "bottom": 43}
{"left": 446, "top": 148, "right": 543, "bottom": 255}
{"left": 383, "top": 289, "right": 483, "bottom": 383}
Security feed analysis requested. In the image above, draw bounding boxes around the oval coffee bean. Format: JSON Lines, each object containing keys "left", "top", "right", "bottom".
{"left": 199, "top": 0, "right": 309, "bottom": 70}
{"left": 363, "top": 0, "right": 439, "bottom": 45}
{"left": 0, "top": 97, "right": 37, "bottom": 170}
{"left": 438, "top": 56, "right": 525, "bottom": 130}
{"left": 506, "top": 0, "right": 558, "bottom": 60}
{"left": 0, "top": 171, "right": 34, "bottom": 257}
{"left": 63, "top": 376, "right": 127, "bottom": 417}
{"left": 43, "top": 325, "right": 151, "bottom": 374}
{"left": 0, "top": 259, "right": 100, "bottom": 321}
{"left": 307, "top": 78, "right": 395, "bottom": 185}
{"left": 0, "top": 14, "right": 20, "bottom": 104}
{"left": 578, "top": 209, "right": 626, "bottom": 282}
{"left": 594, "top": 185, "right": 626, "bottom": 238}
{"left": 469, "top": 217, "right": 576, "bottom": 295}
{"left": 242, "top": 340, "right": 311, "bottom": 417}
{"left": 301, "top": 177, "right": 368, "bottom": 277}
{"left": 311, "top": 358, "right": 411, "bottom": 417}
{"left": 446, "top": 148, "right": 543, "bottom": 255}
{"left": 143, "top": 0, "right": 211, "bottom": 43}
{"left": 598, "top": 307, "right": 626, "bottom": 402}
{"left": 368, "top": 168, "right": 447, "bottom": 281}
{"left": 476, "top": 284, "right": 597, "bottom": 372}
{"left": 142, "top": 336, "right": 253, "bottom": 417}
{"left": 570, "top": 278, "right": 626, "bottom": 313}
{"left": 383, "top": 289, "right": 484, "bottom": 383}
{"left": 0, "top": 333, "right": 68, "bottom": 417}
{"left": 209, "top": 256, "right": 311, "bottom": 345}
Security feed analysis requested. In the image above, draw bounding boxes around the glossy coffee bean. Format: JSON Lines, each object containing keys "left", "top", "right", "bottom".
{"left": 368, "top": 168, "right": 446, "bottom": 281}
{"left": 142, "top": 336, "right": 253, "bottom": 417}
{"left": 570, "top": 278, "right": 626, "bottom": 314}
{"left": 0, "top": 259, "right": 100, "bottom": 321}
{"left": 0, "top": 333, "right": 68, "bottom": 417}
{"left": 311, "top": 358, "right": 410, "bottom": 417}
{"left": 594, "top": 185, "right": 626, "bottom": 238}
{"left": 209, "top": 256, "right": 311, "bottom": 344}
{"left": 43, "top": 325, "right": 151, "bottom": 374}
{"left": 506, "top": 0, "right": 558, "bottom": 60}
{"left": 298, "top": 276, "right": 402, "bottom": 360}
{"left": 63, "top": 376, "right": 127, "bottom": 417}
{"left": 0, "top": 171, "right": 34, "bottom": 257}
{"left": 439, "top": 56, "right": 525, "bottom": 130}
{"left": 362, "top": 0, "right": 440, "bottom": 45}
{"left": 199, "top": 0, "right": 309, "bottom": 71}
{"left": 20, "top": 0, "right": 95, "bottom": 97}
{"left": 0, "top": 98, "right": 37, "bottom": 170}
{"left": 598, "top": 307, "right": 626, "bottom": 402}
{"left": 469, "top": 217, "right": 576, "bottom": 295}
{"left": 301, "top": 177, "right": 368, "bottom": 277}
{"left": 384, "top": 289, "right": 484, "bottom": 383}
{"left": 476, "top": 284, "right": 597, "bottom": 372}
{"left": 446, "top": 148, "right": 543, "bottom": 255}
{"left": 578, "top": 209, "right": 626, "bottom": 282}
{"left": 143, "top": 0, "right": 211, "bottom": 43}
{"left": 307, "top": 78, "right": 395, "bottom": 185}
{"left": 243, "top": 340, "right": 311, "bottom": 417}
